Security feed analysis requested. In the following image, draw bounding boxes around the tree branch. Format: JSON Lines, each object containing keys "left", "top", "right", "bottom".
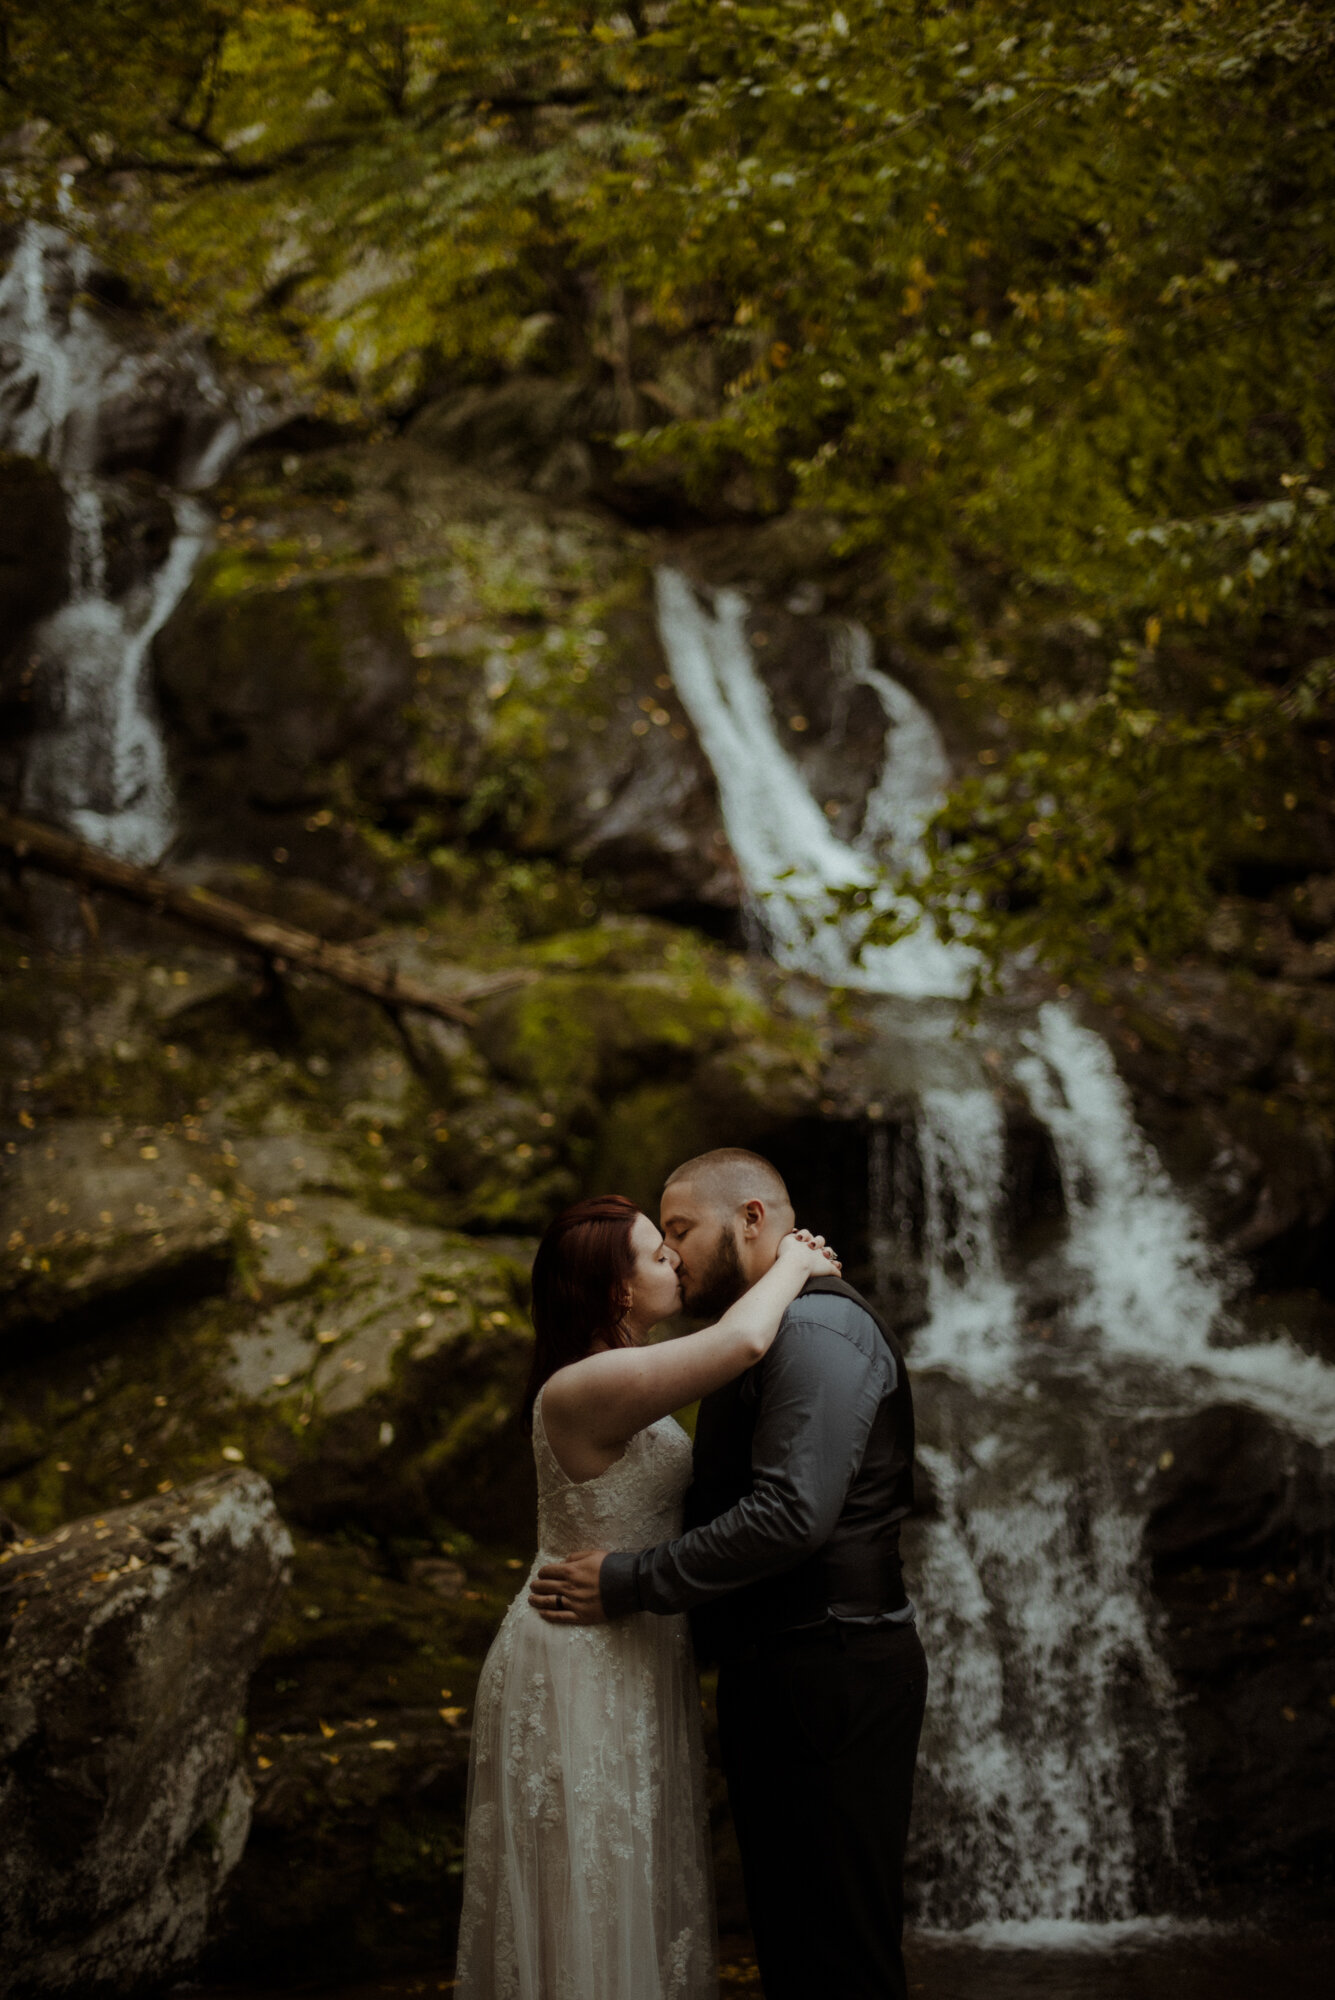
{"left": 0, "top": 810, "right": 535, "bottom": 1027}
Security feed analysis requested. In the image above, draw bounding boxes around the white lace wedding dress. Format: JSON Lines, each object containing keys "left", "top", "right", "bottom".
{"left": 455, "top": 1388, "right": 716, "bottom": 2000}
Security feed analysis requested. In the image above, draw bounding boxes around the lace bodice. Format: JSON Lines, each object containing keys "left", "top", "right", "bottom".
{"left": 533, "top": 1388, "right": 694, "bottom": 1557}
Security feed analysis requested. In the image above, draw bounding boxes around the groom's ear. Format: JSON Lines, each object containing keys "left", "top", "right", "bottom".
{"left": 739, "top": 1199, "right": 766, "bottom": 1238}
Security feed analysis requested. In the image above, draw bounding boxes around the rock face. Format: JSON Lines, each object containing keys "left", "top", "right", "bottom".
{"left": 1144, "top": 1403, "right": 1335, "bottom": 1905}
{"left": 0, "top": 1471, "right": 292, "bottom": 1998}
{"left": 150, "top": 440, "right": 742, "bottom": 925}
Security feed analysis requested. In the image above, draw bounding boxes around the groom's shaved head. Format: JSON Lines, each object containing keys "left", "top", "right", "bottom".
{"left": 662, "top": 1149, "right": 795, "bottom": 1314}
{"left": 664, "top": 1148, "right": 793, "bottom": 1225}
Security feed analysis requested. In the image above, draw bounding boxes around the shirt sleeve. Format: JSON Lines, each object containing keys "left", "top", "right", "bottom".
{"left": 599, "top": 1311, "right": 888, "bottom": 1620}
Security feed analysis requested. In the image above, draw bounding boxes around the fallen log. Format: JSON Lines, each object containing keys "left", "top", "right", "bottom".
{"left": 0, "top": 808, "right": 531, "bottom": 1028}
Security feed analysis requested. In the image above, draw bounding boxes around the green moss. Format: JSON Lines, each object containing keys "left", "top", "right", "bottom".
{"left": 475, "top": 968, "right": 767, "bottom": 1100}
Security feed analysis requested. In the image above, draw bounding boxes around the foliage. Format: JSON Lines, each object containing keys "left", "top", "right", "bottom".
{"left": 2, "top": 0, "right": 1333, "bottom": 980}
{"left": 0, "top": 2, "right": 646, "bottom": 402}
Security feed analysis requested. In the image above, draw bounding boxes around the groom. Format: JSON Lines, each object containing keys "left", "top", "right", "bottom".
{"left": 529, "top": 1148, "right": 927, "bottom": 2000}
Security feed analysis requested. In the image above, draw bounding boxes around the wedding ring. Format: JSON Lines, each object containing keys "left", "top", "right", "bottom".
{"left": 555, "top": 1592, "right": 565, "bottom": 1610}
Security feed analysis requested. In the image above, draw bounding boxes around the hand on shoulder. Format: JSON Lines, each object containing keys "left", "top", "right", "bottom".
{"left": 776, "top": 1227, "right": 842, "bottom": 1280}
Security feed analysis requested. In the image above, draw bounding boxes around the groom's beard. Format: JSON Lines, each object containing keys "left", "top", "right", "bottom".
{"left": 681, "top": 1227, "right": 747, "bottom": 1320}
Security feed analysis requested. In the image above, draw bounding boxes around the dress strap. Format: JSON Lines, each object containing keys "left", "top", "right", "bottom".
{"left": 530, "top": 1384, "right": 562, "bottom": 1475}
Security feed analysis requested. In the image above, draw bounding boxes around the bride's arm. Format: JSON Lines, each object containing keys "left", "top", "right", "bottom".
{"left": 541, "top": 1235, "right": 834, "bottom": 1456}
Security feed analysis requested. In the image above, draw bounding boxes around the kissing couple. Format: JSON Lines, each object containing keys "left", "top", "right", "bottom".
{"left": 455, "top": 1148, "right": 927, "bottom": 2000}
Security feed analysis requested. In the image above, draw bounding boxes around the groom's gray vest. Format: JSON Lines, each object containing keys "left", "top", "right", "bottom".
{"left": 685, "top": 1274, "right": 916, "bottom": 1662}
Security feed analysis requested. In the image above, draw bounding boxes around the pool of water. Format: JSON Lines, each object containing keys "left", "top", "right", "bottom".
{"left": 902, "top": 1926, "right": 1333, "bottom": 1999}
{"left": 199, "top": 1924, "right": 1334, "bottom": 2000}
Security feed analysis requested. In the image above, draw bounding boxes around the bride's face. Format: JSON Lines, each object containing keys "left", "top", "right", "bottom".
{"left": 623, "top": 1212, "right": 683, "bottom": 1338}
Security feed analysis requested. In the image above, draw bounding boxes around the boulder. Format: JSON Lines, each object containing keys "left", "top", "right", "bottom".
{"left": 0, "top": 1471, "right": 292, "bottom": 1998}
{"left": 154, "top": 565, "right": 418, "bottom": 825}
{"left": 0, "top": 1122, "right": 234, "bottom": 1341}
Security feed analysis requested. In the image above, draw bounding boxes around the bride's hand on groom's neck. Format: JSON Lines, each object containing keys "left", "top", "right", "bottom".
{"left": 777, "top": 1228, "right": 842, "bottom": 1278}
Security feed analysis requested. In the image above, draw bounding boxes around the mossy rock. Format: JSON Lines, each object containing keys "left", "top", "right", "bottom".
{"left": 0, "top": 1121, "right": 235, "bottom": 1342}
{"left": 473, "top": 966, "right": 776, "bottom": 1101}
{"left": 206, "top": 1528, "right": 534, "bottom": 1981}
{"left": 155, "top": 563, "right": 417, "bottom": 835}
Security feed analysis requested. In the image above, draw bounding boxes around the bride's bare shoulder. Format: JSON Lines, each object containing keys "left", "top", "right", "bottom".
{"left": 538, "top": 1354, "right": 604, "bottom": 1420}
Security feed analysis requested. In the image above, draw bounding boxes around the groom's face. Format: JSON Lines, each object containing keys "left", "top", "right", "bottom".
{"left": 659, "top": 1184, "right": 748, "bottom": 1319}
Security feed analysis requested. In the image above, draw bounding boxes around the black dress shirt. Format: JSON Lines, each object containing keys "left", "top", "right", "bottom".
{"left": 600, "top": 1280, "right": 916, "bottom": 1645}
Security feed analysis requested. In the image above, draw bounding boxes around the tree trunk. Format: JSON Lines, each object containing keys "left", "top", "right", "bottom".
{"left": 0, "top": 809, "right": 531, "bottom": 1027}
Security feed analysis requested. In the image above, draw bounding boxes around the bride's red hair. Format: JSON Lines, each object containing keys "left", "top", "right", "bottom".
{"left": 521, "top": 1195, "right": 642, "bottom": 1425}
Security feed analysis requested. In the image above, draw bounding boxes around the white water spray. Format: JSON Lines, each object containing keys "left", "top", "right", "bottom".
{"left": 653, "top": 567, "right": 970, "bottom": 998}
{"left": 914, "top": 1446, "right": 1184, "bottom": 1928}
{"left": 1018, "top": 1004, "right": 1335, "bottom": 1437}
{"left": 0, "top": 224, "right": 260, "bottom": 861}
{"left": 913, "top": 1089, "right": 1019, "bottom": 1380}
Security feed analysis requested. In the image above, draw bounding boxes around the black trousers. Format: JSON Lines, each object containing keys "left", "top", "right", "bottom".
{"left": 716, "top": 1620, "right": 928, "bottom": 2000}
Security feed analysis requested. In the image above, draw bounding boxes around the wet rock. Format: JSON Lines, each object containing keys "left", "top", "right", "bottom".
{"left": 96, "top": 474, "right": 179, "bottom": 603}
{"left": 210, "top": 1186, "right": 537, "bottom": 1539}
{"left": 0, "top": 1121, "right": 233, "bottom": 1340}
{"left": 743, "top": 607, "right": 888, "bottom": 843}
{"left": 0, "top": 1470, "right": 292, "bottom": 1998}
{"left": 0, "top": 453, "right": 69, "bottom": 666}
{"left": 1142, "top": 1404, "right": 1335, "bottom": 1900}
{"left": 1107, "top": 966, "right": 1335, "bottom": 1291}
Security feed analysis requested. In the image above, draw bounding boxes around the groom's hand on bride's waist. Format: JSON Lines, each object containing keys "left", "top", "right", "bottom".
{"left": 529, "top": 1550, "right": 610, "bottom": 1625}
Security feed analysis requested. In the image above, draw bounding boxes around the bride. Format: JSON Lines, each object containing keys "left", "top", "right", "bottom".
{"left": 455, "top": 1193, "right": 838, "bottom": 2000}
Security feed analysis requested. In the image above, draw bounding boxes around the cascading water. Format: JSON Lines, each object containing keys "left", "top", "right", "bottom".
{"left": 912, "top": 1444, "right": 1184, "bottom": 1932}
{"left": 653, "top": 564, "right": 1335, "bottom": 1934}
{"left": 0, "top": 224, "right": 261, "bottom": 861}
{"left": 1017, "top": 1004, "right": 1335, "bottom": 1436}
{"left": 913, "top": 1088, "right": 1018, "bottom": 1382}
{"left": 653, "top": 567, "right": 970, "bottom": 1000}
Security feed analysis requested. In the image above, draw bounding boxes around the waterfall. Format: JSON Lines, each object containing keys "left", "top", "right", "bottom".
{"left": 653, "top": 563, "right": 1335, "bottom": 1933}
{"left": 913, "top": 1089, "right": 1019, "bottom": 1381}
{"left": 653, "top": 567, "right": 971, "bottom": 999}
{"left": 0, "top": 224, "right": 260, "bottom": 862}
{"left": 914, "top": 1444, "right": 1184, "bottom": 1932}
{"left": 1018, "top": 1003, "right": 1335, "bottom": 1438}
